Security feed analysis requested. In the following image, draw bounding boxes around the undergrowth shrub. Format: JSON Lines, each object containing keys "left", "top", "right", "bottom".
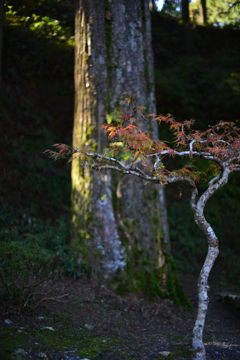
{"left": 63, "top": 254, "right": 95, "bottom": 279}
{"left": 0, "top": 242, "right": 65, "bottom": 313}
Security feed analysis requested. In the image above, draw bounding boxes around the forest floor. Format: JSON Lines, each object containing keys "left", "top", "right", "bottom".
{"left": 0, "top": 273, "right": 240, "bottom": 360}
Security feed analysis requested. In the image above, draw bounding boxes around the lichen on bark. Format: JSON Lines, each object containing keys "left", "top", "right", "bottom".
{"left": 72, "top": 0, "right": 178, "bottom": 300}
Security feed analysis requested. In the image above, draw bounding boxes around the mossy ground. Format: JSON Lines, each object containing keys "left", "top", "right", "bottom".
{"left": 0, "top": 319, "right": 191, "bottom": 360}
{"left": 1, "top": 275, "right": 240, "bottom": 360}
{"left": 0, "top": 313, "right": 130, "bottom": 360}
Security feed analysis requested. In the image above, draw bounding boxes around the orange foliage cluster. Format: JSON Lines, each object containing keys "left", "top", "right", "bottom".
{"left": 100, "top": 97, "right": 240, "bottom": 181}
{"left": 104, "top": 99, "right": 239, "bottom": 159}
{"left": 45, "top": 96, "right": 240, "bottom": 183}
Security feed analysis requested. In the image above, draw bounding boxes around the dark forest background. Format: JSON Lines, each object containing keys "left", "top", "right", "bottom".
{"left": 1, "top": 0, "right": 240, "bottom": 290}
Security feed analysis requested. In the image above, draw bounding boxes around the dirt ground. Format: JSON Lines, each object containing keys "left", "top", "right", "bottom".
{"left": 1, "top": 273, "right": 240, "bottom": 360}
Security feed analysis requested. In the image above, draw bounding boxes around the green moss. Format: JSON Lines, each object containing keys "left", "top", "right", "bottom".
{"left": 0, "top": 315, "right": 127, "bottom": 360}
{"left": 111, "top": 241, "right": 191, "bottom": 308}
{"left": 109, "top": 182, "right": 191, "bottom": 308}
{"left": 0, "top": 317, "right": 191, "bottom": 360}
{"left": 167, "top": 346, "right": 191, "bottom": 359}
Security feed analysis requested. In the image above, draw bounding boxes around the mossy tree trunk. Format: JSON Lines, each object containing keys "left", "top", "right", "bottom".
{"left": 72, "top": 0, "right": 172, "bottom": 296}
{"left": 0, "top": 1, "right": 3, "bottom": 82}
{"left": 72, "top": 0, "right": 125, "bottom": 278}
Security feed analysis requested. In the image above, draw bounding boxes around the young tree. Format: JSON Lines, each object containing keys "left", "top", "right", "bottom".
{"left": 45, "top": 98, "right": 240, "bottom": 360}
{"left": 73, "top": 0, "right": 171, "bottom": 295}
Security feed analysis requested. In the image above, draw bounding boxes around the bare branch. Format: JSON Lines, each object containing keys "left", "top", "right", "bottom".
{"left": 208, "top": 175, "right": 220, "bottom": 186}
{"left": 83, "top": 151, "right": 129, "bottom": 170}
{"left": 146, "top": 149, "right": 217, "bottom": 162}
{"left": 230, "top": 156, "right": 240, "bottom": 163}
{"left": 165, "top": 175, "right": 197, "bottom": 189}
{"left": 153, "top": 154, "right": 162, "bottom": 169}
{"left": 33, "top": 293, "right": 69, "bottom": 309}
{"left": 85, "top": 163, "right": 160, "bottom": 183}
{"left": 189, "top": 139, "right": 207, "bottom": 154}
{"left": 233, "top": 166, "right": 240, "bottom": 172}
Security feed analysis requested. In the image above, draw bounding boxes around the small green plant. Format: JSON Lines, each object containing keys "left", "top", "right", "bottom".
{"left": 0, "top": 242, "right": 66, "bottom": 313}
{"left": 63, "top": 254, "right": 95, "bottom": 279}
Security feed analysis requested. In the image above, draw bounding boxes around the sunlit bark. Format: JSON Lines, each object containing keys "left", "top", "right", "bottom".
{"left": 72, "top": 0, "right": 126, "bottom": 277}
{"left": 72, "top": 0, "right": 170, "bottom": 282}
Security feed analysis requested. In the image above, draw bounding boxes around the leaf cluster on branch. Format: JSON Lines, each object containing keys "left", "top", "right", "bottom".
{"left": 45, "top": 95, "right": 240, "bottom": 185}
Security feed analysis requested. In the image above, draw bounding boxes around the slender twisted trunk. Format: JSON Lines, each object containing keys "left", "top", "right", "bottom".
{"left": 168, "top": 166, "right": 231, "bottom": 358}
{"left": 190, "top": 168, "right": 230, "bottom": 359}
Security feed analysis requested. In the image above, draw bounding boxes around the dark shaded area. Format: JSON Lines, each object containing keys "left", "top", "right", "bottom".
{"left": 0, "top": 3, "right": 240, "bottom": 359}
{"left": 0, "top": 3, "right": 240, "bottom": 290}
{"left": 0, "top": 276, "right": 240, "bottom": 359}
{"left": 151, "top": 12, "right": 240, "bottom": 286}
{"left": 152, "top": 13, "right": 240, "bottom": 124}
{"left": 1, "top": 17, "right": 73, "bottom": 256}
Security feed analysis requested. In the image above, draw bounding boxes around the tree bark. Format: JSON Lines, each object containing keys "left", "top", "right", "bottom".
{"left": 167, "top": 165, "right": 232, "bottom": 359}
{"left": 0, "top": 1, "right": 3, "bottom": 83}
{"left": 72, "top": 0, "right": 170, "bottom": 290}
{"left": 200, "top": 0, "right": 207, "bottom": 24}
{"left": 190, "top": 168, "right": 230, "bottom": 360}
{"left": 182, "top": 0, "right": 190, "bottom": 24}
{"left": 72, "top": 0, "right": 125, "bottom": 278}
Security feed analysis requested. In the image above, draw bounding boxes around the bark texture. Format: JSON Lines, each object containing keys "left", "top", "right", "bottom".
{"left": 0, "top": 1, "right": 3, "bottom": 82}
{"left": 167, "top": 166, "right": 233, "bottom": 359}
{"left": 72, "top": 0, "right": 170, "bottom": 288}
{"left": 72, "top": 0, "right": 125, "bottom": 277}
{"left": 190, "top": 168, "right": 231, "bottom": 360}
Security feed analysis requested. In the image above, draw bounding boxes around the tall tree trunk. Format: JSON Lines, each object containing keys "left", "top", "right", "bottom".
{"left": 200, "top": 0, "right": 207, "bottom": 24}
{"left": 182, "top": 0, "right": 190, "bottom": 24}
{"left": 72, "top": 0, "right": 125, "bottom": 278}
{"left": 0, "top": 1, "right": 3, "bottom": 83}
{"left": 72, "top": 0, "right": 171, "bottom": 294}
